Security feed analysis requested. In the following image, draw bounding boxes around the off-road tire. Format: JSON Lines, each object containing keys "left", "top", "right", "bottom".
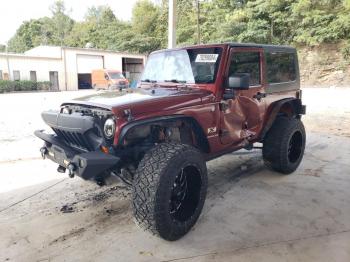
{"left": 263, "top": 117, "right": 306, "bottom": 174}
{"left": 132, "top": 142, "right": 208, "bottom": 241}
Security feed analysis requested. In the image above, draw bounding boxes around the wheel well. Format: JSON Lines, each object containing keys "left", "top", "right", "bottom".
{"left": 119, "top": 117, "right": 210, "bottom": 154}
{"left": 278, "top": 99, "right": 302, "bottom": 118}
{"left": 261, "top": 98, "right": 304, "bottom": 140}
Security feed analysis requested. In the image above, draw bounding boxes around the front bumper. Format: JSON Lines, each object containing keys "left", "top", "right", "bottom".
{"left": 35, "top": 130, "right": 120, "bottom": 180}
{"left": 110, "top": 83, "right": 129, "bottom": 90}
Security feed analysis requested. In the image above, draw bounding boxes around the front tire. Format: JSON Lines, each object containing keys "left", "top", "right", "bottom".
{"left": 263, "top": 117, "right": 306, "bottom": 174}
{"left": 132, "top": 143, "right": 208, "bottom": 241}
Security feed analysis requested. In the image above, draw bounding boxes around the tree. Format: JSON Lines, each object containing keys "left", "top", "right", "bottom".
{"left": 67, "top": 5, "right": 132, "bottom": 50}
{"left": 132, "top": 0, "right": 160, "bottom": 35}
{"left": 0, "top": 44, "right": 6, "bottom": 52}
{"left": 85, "top": 5, "right": 117, "bottom": 23}
{"left": 7, "top": 18, "right": 49, "bottom": 52}
{"left": 49, "top": 0, "right": 74, "bottom": 46}
{"left": 5, "top": 0, "right": 350, "bottom": 54}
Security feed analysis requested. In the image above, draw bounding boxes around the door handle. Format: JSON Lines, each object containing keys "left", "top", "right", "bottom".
{"left": 253, "top": 92, "right": 267, "bottom": 101}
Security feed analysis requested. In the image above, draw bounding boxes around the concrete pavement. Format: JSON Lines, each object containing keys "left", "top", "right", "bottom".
{"left": 0, "top": 88, "right": 350, "bottom": 261}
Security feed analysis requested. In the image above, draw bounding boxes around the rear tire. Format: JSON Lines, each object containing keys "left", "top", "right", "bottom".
{"left": 263, "top": 117, "right": 306, "bottom": 174}
{"left": 132, "top": 143, "right": 207, "bottom": 241}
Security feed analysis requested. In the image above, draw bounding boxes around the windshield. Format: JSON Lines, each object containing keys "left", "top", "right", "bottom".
{"left": 108, "top": 72, "right": 125, "bottom": 79}
{"left": 142, "top": 47, "right": 223, "bottom": 84}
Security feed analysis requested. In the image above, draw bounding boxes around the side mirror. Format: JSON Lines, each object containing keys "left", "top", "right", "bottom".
{"left": 228, "top": 73, "right": 250, "bottom": 90}
{"left": 104, "top": 74, "right": 110, "bottom": 80}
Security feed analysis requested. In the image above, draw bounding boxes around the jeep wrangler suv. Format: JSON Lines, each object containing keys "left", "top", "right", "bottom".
{"left": 35, "top": 43, "right": 306, "bottom": 241}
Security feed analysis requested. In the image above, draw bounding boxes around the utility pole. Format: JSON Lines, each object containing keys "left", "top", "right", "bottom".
{"left": 196, "top": 0, "right": 200, "bottom": 44}
{"left": 168, "top": 0, "right": 176, "bottom": 49}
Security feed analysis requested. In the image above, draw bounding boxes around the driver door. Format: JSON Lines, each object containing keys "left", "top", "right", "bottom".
{"left": 219, "top": 47, "right": 266, "bottom": 145}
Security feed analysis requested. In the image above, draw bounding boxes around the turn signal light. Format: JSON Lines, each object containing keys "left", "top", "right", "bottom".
{"left": 100, "top": 146, "right": 109, "bottom": 154}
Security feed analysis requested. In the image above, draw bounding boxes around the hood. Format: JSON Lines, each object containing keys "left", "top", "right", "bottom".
{"left": 62, "top": 86, "right": 213, "bottom": 115}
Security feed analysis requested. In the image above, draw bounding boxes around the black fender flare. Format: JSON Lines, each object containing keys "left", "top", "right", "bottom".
{"left": 261, "top": 98, "right": 306, "bottom": 140}
{"left": 117, "top": 115, "right": 210, "bottom": 153}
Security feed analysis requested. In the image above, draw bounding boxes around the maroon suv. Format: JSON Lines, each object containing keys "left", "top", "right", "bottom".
{"left": 35, "top": 43, "right": 306, "bottom": 241}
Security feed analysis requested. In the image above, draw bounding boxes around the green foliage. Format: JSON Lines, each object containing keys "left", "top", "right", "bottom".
{"left": 0, "top": 44, "right": 6, "bottom": 52}
{"left": 49, "top": 0, "right": 74, "bottom": 46}
{"left": 7, "top": 18, "right": 48, "bottom": 53}
{"left": 7, "top": 0, "right": 73, "bottom": 52}
{"left": 342, "top": 40, "right": 350, "bottom": 61}
{"left": 0, "top": 80, "right": 52, "bottom": 93}
{"left": 37, "top": 81, "right": 52, "bottom": 90}
{"left": 5, "top": 0, "right": 350, "bottom": 54}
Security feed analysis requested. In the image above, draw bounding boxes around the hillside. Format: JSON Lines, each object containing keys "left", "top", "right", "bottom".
{"left": 299, "top": 43, "right": 350, "bottom": 87}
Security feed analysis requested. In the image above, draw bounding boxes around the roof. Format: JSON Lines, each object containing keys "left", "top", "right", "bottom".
{"left": 154, "top": 42, "right": 296, "bottom": 54}
{"left": 0, "top": 52, "right": 61, "bottom": 60}
{"left": 62, "top": 46, "right": 147, "bottom": 57}
{"left": 228, "top": 42, "right": 296, "bottom": 52}
{"left": 0, "top": 45, "right": 146, "bottom": 60}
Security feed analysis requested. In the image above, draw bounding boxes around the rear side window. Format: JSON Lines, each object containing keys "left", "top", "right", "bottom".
{"left": 229, "top": 51, "right": 261, "bottom": 86}
{"left": 266, "top": 52, "right": 296, "bottom": 84}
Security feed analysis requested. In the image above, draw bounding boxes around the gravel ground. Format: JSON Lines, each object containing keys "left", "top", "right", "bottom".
{"left": 0, "top": 87, "right": 350, "bottom": 262}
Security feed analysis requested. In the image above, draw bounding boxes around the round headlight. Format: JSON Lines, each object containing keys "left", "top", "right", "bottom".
{"left": 104, "top": 118, "right": 116, "bottom": 139}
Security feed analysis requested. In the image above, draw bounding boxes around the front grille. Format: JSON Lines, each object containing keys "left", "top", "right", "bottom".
{"left": 53, "top": 128, "right": 92, "bottom": 152}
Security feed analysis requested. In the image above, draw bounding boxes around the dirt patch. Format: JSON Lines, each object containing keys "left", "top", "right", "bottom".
{"left": 302, "top": 168, "right": 322, "bottom": 177}
{"left": 60, "top": 203, "right": 77, "bottom": 213}
{"left": 58, "top": 185, "right": 131, "bottom": 215}
{"left": 299, "top": 43, "right": 350, "bottom": 87}
{"left": 49, "top": 227, "right": 86, "bottom": 246}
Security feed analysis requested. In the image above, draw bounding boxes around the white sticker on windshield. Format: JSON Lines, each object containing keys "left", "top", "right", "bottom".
{"left": 195, "top": 54, "right": 218, "bottom": 63}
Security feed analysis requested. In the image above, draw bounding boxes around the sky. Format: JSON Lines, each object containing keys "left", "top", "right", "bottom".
{"left": 0, "top": 0, "right": 147, "bottom": 45}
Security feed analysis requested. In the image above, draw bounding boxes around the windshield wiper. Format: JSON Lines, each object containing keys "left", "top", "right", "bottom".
{"left": 164, "top": 79, "right": 187, "bottom": 83}
{"left": 141, "top": 79, "right": 157, "bottom": 83}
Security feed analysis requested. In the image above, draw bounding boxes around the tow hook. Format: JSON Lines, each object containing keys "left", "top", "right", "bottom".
{"left": 40, "top": 147, "right": 47, "bottom": 159}
{"left": 67, "top": 163, "right": 76, "bottom": 178}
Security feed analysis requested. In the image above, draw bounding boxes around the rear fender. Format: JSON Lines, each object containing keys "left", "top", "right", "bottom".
{"left": 261, "top": 98, "right": 305, "bottom": 140}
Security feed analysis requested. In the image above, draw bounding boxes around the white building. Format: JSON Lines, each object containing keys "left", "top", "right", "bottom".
{"left": 0, "top": 46, "right": 146, "bottom": 91}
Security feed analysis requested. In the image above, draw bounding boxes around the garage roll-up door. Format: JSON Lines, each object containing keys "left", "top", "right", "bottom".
{"left": 77, "top": 55, "right": 104, "bottom": 73}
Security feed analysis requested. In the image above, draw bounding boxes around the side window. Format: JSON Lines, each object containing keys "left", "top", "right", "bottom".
{"left": 0, "top": 70, "right": 2, "bottom": 80}
{"left": 13, "top": 70, "right": 20, "bottom": 81}
{"left": 229, "top": 51, "right": 261, "bottom": 86}
{"left": 266, "top": 52, "right": 296, "bottom": 83}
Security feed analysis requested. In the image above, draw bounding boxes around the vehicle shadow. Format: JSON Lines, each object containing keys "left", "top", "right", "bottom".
{"left": 206, "top": 149, "right": 265, "bottom": 202}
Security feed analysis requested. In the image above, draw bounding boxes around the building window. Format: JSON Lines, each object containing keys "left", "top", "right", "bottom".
{"left": 229, "top": 51, "right": 261, "bottom": 86}
{"left": 13, "top": 70, "right": 20, "bottom": 81}
{"left": 49, "top": 71, "right": 59, "bottom": 90}
{"left": 266, "top": 52, "right": 296, "bottom": 84}
{"left": 30, "top": 71, "right": 37, "bottom": 82}
{"left": 0, "top": 70, "right": 2, "bottom": 80}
